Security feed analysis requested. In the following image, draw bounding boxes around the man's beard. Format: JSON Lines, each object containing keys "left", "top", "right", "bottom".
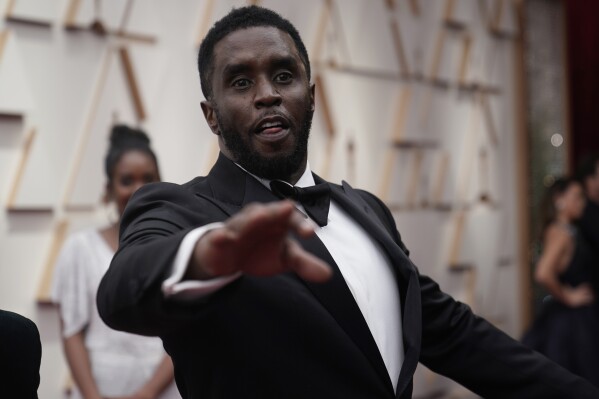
{"left": 217, "top": 106, "right": 313, "bottom": 181}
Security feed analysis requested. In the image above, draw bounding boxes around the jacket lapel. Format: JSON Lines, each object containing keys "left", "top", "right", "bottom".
{"left": 297, "top": 234, "right": 395, "bottom": 393}
{"left": 327, "top": 179, "right": 422, "bottom": 398}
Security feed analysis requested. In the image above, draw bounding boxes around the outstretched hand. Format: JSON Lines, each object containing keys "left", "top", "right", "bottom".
{"left": 188, "top": 201, "right": 332, "bottom": 283}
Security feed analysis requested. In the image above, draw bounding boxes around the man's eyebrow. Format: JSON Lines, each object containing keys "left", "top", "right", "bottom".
{"left": 222, "top": 56, "right": 300, "bottom": 78}
{"left": 222, "top": 63, "right": 251, "bottom": 78}
{"left": 271, "top": 56, "right": 298, "bottom": 69}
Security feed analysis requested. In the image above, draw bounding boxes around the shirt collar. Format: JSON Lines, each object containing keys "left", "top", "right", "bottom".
{"left": 234, "top": 162, "right": 315, "bottom": 190}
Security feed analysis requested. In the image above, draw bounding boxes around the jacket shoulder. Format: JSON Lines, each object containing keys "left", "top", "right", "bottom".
{"left": 344, "top": 186, "right": 410, "bottom": 257}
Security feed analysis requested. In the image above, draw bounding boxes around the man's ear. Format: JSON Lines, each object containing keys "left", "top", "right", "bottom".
{"left": 309, "top": 83, "right": 315, "bottom": 112}
{"left": 201, "top": 100, "right": 220, "bottom": 135}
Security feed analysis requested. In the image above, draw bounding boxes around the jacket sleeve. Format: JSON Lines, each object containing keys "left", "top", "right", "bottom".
{"left": 97, "top": 182, "right": 224, "bottom": 336}
{"left": 357, "top": 189, "right": 599, "bottom": 398}
{"left": 417, "top": 274, "right": 599, "bottom": 398}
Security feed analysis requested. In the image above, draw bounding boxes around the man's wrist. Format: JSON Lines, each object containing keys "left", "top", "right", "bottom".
{"left": 186, "top": 230, "right": 225, "bottom": 281}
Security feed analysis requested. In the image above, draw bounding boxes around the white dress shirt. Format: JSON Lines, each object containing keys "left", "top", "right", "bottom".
{"left": 162, "top": 164, "right": 404, "bottom": 391}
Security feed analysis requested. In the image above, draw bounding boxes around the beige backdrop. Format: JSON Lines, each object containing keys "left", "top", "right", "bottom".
{"left": 0, "top": 0, "right": 523, "bottom": 397}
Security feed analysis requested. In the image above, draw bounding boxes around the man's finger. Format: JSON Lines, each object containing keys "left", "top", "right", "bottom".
{"left": 231, "top": 201, "right": 296, "bottom": 235}
{"left": 284, "top": 239, "right": 332, "bottom": 283}
{"left": 289, "top": 208, "right": 317, "bottom": 238}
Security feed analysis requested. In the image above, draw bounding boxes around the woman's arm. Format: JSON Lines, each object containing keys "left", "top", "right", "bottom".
{"left": 130, "top": 355, "right": 175, "bottom": 399}
{"left": 535, "top": 226, "right": 594, "bottom": 307}
{"left": 60, "top": 319, "right": 103, "bottom": 399}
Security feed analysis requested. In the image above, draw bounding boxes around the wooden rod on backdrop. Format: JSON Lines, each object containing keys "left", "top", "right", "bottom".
{"left": 113, "top": 31, "right": 156, "bottom": 45}
{"left": 118, "top": 46, "right": 146, "bottom": 122}
{"left": 330, "top": 0, "right": 352, "bottom": 65}
{"left": 457, "top": 34, "right": 472, "bottom": 86}
{"left": 195, "top": 0, "right": 215, "bottom": 47}
{"left": 247, "top": 0, "right": 261, "bottom": 5}
{"left": 428, "top": 29, "right": 446, "bottom": 82}
{"left": 391, "top": 87, "right": 411, "bottom": 142}
{"left": 456, "top": 100, "right": 481, "bottom": 202}
{"left": 36, "top": 219, "right": 70, "bottom": 303}
{"left": 443, "top": 0, "right": 456, "bottom": 22}
{"left": 448, "top": 210, "right": 467, "bottom": 266}
{"left": 407, "top": 0, "right": 420, "bottom": 16}
{"left": 347, "top": 135, "right": 356, "bottom": 184}
{"left": 4, "top": 0, "right": 16, "bottom": 18}
{"left": 405, "top": 149, "right": 424, "bottom": 208}
{"left": 447, "top": 98, "right": 482, "bottom": 267}
{"left": 480, "top": 92, "right": 499, "bottom": 145}
{"left": 479, "top": 147, "right": 490, "bottom": 202}
{"left": 389, "top": 18, "right": 410, "bottom": 77}
{"left": 314, "top": 74, "right": 335, "bottom": 137}
{"left": 312, "top": 0, "right": 332, "bottom": 63}
{"left": 432, "top": 151, "right": 450, "bottom": 205}
{"left": 0, "top": 30, "right": 9, "bottom": 63}
{"left": 318, "top": 61, "right": 402, "bottom": 81}
{"left": 117, "top": 0, "right": 135, "bottom": 34}
{"left": 62, "top": 48, "right": 114, "bottom": 207}
{"left": 378, "top": 149, "right": 397, "bottom": 202}
{"left": 64, "top": 0, "right": 81, "bottom": 27}
{"left": 6, "top": 127, "right": 37, "bottom": 208}
{"left": 465, "top": 268, "right": 477, "bottom": 309}
{"left": 490, "top": 0, "right": 506, "bottom": 33}
{"left": 513, "top": 0, "right": 532, "bottom": 332}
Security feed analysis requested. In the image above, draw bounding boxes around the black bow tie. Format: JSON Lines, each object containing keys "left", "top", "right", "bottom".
{"left": 270, "top": 180, "right": 331, "bottom": 227}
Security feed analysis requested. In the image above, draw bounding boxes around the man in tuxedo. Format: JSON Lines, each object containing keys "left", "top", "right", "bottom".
{"left": 97, "top": 6, "right": 599, "bottom": 398}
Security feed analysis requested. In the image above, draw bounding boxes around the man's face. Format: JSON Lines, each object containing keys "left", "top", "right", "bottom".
{"left": 201, "top": 26, "right": 315, "bottom": 181}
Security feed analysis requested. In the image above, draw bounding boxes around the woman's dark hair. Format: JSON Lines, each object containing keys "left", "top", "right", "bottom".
{"left": 104, "top": 124, "right": 159, "bottom": 183}
{"left": 539, "top": 177, "right": 576, "bottom": 236}
{"left": 576, "top": 153, "right": 599, "bottom": 185}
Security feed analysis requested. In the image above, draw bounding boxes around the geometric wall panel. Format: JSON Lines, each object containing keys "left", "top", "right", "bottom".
{"left": 36, "top": 218, "right": 69, "bottom": 304}
{"left": 5, "top": 0, "right": 59, "bottom": 26}
{"left": 0, "top": 2, "right": 526, "bottom": 398}
{"left": 0, "top": 30, "right": 34, "bottom": 115}
{"left": 64, "top": 0, "right": 158, "bottom": 43}
{"left": 5, "top": 126, "right": 38, "bottom": 210}
{"left": 64, "top": 47, "right": 140, "bottom": 209}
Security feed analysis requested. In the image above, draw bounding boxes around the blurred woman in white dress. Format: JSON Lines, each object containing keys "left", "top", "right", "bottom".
{"left": 52, "top": 125, "right": 180, "bottom": 399}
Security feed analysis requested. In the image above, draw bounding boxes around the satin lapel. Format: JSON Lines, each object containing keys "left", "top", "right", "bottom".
{"left": 297, "top": 234, "right": 394, "bottom": 393}
{"left": 327, "top": 179, "right": 422, "bottom": 398}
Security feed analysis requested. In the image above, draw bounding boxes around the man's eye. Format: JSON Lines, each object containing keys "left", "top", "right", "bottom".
{"left": 275, "top": 73, "right": 292, "bottom": 83}
{"left": 232, "top": 78, "right": 250, "bottom": 88}
{"left": 120, "top": 177, "right": 133, "bottom": 186}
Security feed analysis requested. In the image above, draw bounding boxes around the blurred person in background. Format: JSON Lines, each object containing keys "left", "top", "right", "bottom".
{"left": 523, "top": 177, "right": 599, "bottom": 387}
{"left": 51, "top": 125, "right": 179, "bottom": 399}
{"left": 577, "top": 153, "right": 599, "bottom": 289}
{"left": 0, "top": 309, "right": 41, "bottom": 398}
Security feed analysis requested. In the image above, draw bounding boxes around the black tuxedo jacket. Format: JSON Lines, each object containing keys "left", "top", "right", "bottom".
{"left": 98, "top": 154, "right": 599, "bottom": 399}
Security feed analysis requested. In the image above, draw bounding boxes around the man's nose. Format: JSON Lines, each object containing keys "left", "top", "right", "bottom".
{"left": 254, "top": 78, "right": 282, "bottom": 108}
